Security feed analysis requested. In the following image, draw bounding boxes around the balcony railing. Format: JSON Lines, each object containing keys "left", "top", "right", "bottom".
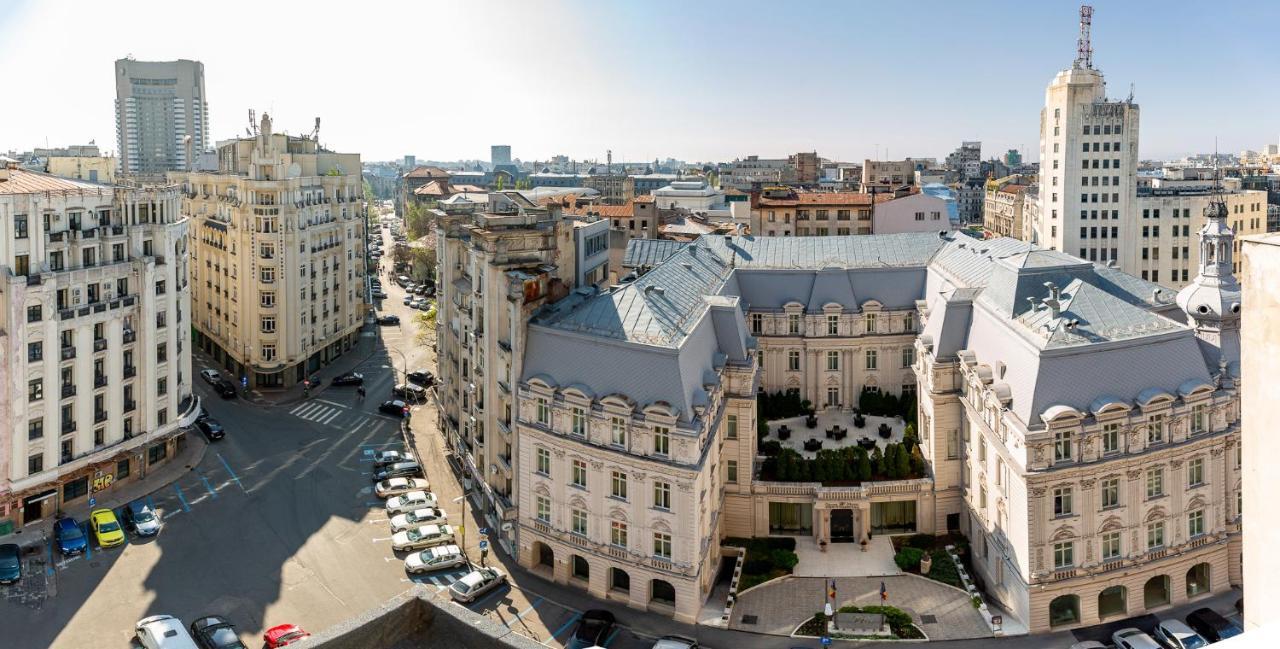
{"left": 61, "top": 420, "right": 76, "bottom": 434}
{"left": 123, "top": 400, "right": 136, "bottom": 412}
{"left": 124, "top": 366, "right": 136, "bottom": 378}
{"left": 61, "top": 346, "right": 76, "bottom": 360}
{"left": 122, "top": 330, "right": 136, "bottom": 344}
{"left": 94, "top": 410, "right": 108, "bottom": 424}
{"left": 93, "top": 338, "right": 108, "bottom": 352}
{"left": 61, "top": 384, "right": 76, "bottom": 398}
{"left": 94, "top": 374, "right": 108, "bottom": 388}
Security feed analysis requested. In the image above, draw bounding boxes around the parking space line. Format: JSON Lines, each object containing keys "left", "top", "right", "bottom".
{"left": 504, "top": 596, "right": 545, "bottom": 629}
{"left": 46, "top": 539, "right": 54, "bottom": 575}
{"left": 548, "top": 613, "right": 582, "bottom": 644}
{"left": 470, "top": 584, "right": 510, "bottom": 611}
{"left": 174, "top": 484, "right": 191, "bottom": 512}
{"left": 216, "top": 453, "right": 245, "bottom": 491}
{"left": 199, "top": 473, "right": 218, "bottom": 499}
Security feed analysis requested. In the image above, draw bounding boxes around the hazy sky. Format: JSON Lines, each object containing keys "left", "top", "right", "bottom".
{"left": 2, "top": 0, "right": 1276, "bottom": 164}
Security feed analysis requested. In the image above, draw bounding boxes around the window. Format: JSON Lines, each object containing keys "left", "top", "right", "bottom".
{"left": 1053, "top": 487, "right": 1073, "bottom": 517}
{"left": 536, "top": 398, "right": 550, "bottom": 426}
{"left": 157, "top": 377, "right": 167, "bottom": 396}
{"left": 946, "top": 430, "right": 959, "bottom": 459}
{"left": 610, "top": 521, "right": 628, "bottom": 548}
{"left": 826, "top": 386, "right": 839, "bottom": 407}
{"left": 1146, "top": 467, "right": 1164, "bottom": 499}
{"left": 1147, "top": 521, "right": 1165, "bottom": 549}
{"left": 571, "top": 459, "right": 587, "bottom": 488}
{"left": 29, "top": 453, "right": 44, "bottom": 475}
{"left": 1101, "top": 478, "right": 1120, "bottom": 508}
{"left": 1053, "top": 541, "right": 1074, "bottom": 569}
{"left": 1191, "top": 404, "right": 1207, "bottom": 434}
{"left": 15, "top": 213, "right": 28, "bottom": 238}
{"left": 901, "top": 347, "right": 914, "bottom": 368}
{"left": 536, "top": 495, "right": 551, "bottom": 522}
{"left": 28, "top": 418, "right": 43, "bottom": 441}
{"left": 904, "top": 312, "right": 914, "bottom": 331}
{"left": 29, "top": 378, "right": 43, "bottom": 402}
{"left": 611, "top": 471, "right": 628, "bottom": 500}
{"left": 1053, "top": 430, "right": 1073, "bottom": 463}
{"left": 260, "top": 267, "right": 275, "bottom": 283}
{"left": 28, "top": 341, "right": 42, "bottom": 362}
{"left": 727, "top": 460, "right": 738, "bottom": 483}
{"left": 260, "top": 291, "right": 275, "bottom": 308}
{"left": 27, "top": 305, "right": 42, "bottom": 323}
{"left": 827, "top": 314, "right": 839, "bottom": 335}
{"left": 1147, "top": 414, "right": 1165, "bottom": 444}
{"left": 1102, "top": 531, "right": 1121, "bottom": 560}
{"left": 914, "top": 211, "right": 925, "bottom": 221}
{"left": 261, "top": 345, "right": 276, "bottom": 362}
{"left": 750, "top": 313, "right": 762, "bottom": 334}
{"left": 571, "top": 407, "right": 586, "bottom": 436}
{"left": 826, "top": 351, "right": 839, "bottom": 371}
{"left": 1188, "top": 509, "right": 1205, "bottom": 538}
{"left": 1102, "top": 422, "right": 1120, "bottom": 454}
{"left": 571, "top": 509, "right": 588, "bottom": 535}
{"left": 1187, "top": 457, "right": 1204, "bottom": 487}
{"left": 157, "top": 343, "right": 167, "bottom": 363}
{"left": 653, "top": 426, "right": 670, "bottom": 456}
{"left": 726, "top": 414, "right": 738, "bottom": 439}
{"left": 611, "top": 416, "right": 628, "bottom": 446}
{"left": 787, "top": 350, "right": 800, "bottom": 371}
{"left": 787, "top": 313, "right": 800, "bottom": 335}
{"left": 865, "top": 349, "right": 877, "bottom": 370}
{"left": 865, "top": 313, "right": 877, "bottom": 333}
{"left": 653, "top": 481, "right": 671, "bottom": 510}
{"left": 536, "top": 448, "right": 550, "bottom": 475}
{"left": 260, "top": 316, "right": 275, "bottom": 333}
{"left": 647, "top": 531, "right": 676, "bottom": 563}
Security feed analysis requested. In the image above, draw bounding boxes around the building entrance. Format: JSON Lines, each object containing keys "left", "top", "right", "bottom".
{"left": 830, "top": 508, "right": 855, "bottom": 541}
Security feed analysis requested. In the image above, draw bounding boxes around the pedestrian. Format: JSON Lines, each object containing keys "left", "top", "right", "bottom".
{"left": 358, "top": 386, "right": 366, "bottom": 400}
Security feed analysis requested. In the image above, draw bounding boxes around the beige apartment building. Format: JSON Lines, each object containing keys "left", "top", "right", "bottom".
{"left": 174, "top": 114, "right": 366, "bottom": 388}
{"left": 1125, "top": 189, "right": 1268, "bottom": 288}
{"left": 984, "top": 178, "right": 1031, "bottom": 239}
{"left": 0, "top": 167, "right": 196, "bottom": 533}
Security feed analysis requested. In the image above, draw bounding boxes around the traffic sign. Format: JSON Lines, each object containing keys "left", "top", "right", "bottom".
{"left": 478, "top": 540, "right": 489, "bottom": 551}
{"left": 88, "top": 497, "right": 96, "bottom": 508}
{"left": 241, "top": 376, "right": 248, "bottom": 387}
{"left": 821, "top": 636, "right": 831, "bottom": 646}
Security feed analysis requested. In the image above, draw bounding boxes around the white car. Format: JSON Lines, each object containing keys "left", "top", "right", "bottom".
{"left": 373, "top": 450, "right": 407, "bottom": 467}
{"left": 199, "top": 369, "right": 221, "bottom": 385}
{"left": 385, "top": 491, "right": 438, "bottom": 514}
{"left": 391, "top": 523, "right": 455, "bottom": 551}
{"left": 1153, "top": 620, "right": 1209, "bottom": 649}
{"left": 135, "top": 614, "right": 200, "bottom": 649}
{"left": 404, "top": 543, "right": 466, "bottom": 573}
{"left": 1113, "top": 628, "right": 1163, "bottom": 649}
{"left": 375, "top": 477, "right": 430, "bottom": 498}
{"left": 390, "top": 507, "right": 448, "bottom": 532}
{"left": 449, "top": 567, "right": 505, "bottom": 603}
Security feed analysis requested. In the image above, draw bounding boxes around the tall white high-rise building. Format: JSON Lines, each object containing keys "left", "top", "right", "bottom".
{"left": 114, "top": 58, "right": 210, "bottom": 176}
{"left": 1034, "top": 6, "right": 1139, "bottom": 269}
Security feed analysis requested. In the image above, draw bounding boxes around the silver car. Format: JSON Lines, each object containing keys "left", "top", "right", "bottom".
{"left": 1113, "top": 628, "right": 1163, "bottom": 649}
{"left": 391, "top": 523, "right": 455, "bottom": 551}
{"left": 1154, "top": 620, "right": 1208, "bottom": 649}
{"left": 404, "top": 544, "right": 466, "bottom": 573}
{"left": 449, "top": 567, "right": 505, "bottom": 603}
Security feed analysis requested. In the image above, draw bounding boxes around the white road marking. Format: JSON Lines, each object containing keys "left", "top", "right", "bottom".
{"left": 372, "top": 536, "right": 392, "bottom": 542}
{"left": 316, "top": 399, "right": 350, "bottom": 409}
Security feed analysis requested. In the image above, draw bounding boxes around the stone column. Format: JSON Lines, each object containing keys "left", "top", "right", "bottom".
{"left": 859, "top": 502, "right": 872, "bottom": 542}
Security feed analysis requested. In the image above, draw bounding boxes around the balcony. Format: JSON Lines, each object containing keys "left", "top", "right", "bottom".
{"left": 61, "top": 384, "right": 76, "bottom": 398}
{"left": 124, "top": 365, "right": 136, "bottom": 378}
{"left": 122, "top": 330, "right": 136, "bottom": 344}
{"left": 93, "top": 338, "right": 108, "bottom": 352}
{"left": 94, "top": 410, "right": 108, "bottom": 424}
{"left": 61, "top": 346, "right": 76, "bottom": 360}
{"left": 123, "top": 400, "right": 136, "bottom": 412}
{"left": 61, "top": 420, "right": 76, "bottom": 434}
{"left": 94, "top": 374, "right": 108, "bottom": 388}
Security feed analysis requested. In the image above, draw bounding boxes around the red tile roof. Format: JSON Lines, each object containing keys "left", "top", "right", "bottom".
{"left": 757, "top": 191, "right": 893, "bottom": 207}
{"left": 633, "top": 195, "right": 656, "bottom": 203}
{"left": 565, "top": 203, "right": 635, "bottom": 218}
{"left": 404, "top": 166, "right": 451, "bottom": 179}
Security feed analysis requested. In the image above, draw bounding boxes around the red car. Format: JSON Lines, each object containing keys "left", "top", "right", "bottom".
{"left": 264, "top": 624, "right": 310, "bottom": 647}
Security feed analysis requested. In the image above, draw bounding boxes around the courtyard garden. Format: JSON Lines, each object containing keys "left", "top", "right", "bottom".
{"left": 722, "top": 537, "right": 800, "bottom": 590}
{"left": 891, "top": 533, "right": 968, "bottom": 590}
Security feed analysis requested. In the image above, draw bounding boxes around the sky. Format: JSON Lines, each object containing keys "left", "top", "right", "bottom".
{"left": 1, "top": 0, "right": 1277, "bottom": 165}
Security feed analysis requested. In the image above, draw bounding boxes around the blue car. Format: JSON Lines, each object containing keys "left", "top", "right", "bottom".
{"left": 54, "top": 517, "right": 88, "bottom": 556}
{"left": 0, "top": 544, "right": 20, "bottom": 584}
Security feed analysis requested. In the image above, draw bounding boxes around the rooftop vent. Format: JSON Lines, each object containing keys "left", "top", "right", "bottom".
{"left": 645, "top": 285, "right": 665, "bottom": 297}
{"left": 681, "top": 262, "right": 693, "bottom": 271}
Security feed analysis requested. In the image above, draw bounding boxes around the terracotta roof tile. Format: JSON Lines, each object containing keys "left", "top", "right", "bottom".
{"left": 0, "top": 168, "right": 106, "bottom": 195}
{"left": 757, "top": 191, "right": 893, "bottom": 207}
{"left": 404, "top": 166, "right": 451, "bottom": 179}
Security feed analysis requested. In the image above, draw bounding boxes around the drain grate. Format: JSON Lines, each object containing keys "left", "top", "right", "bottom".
{"left": 740, "top": 615, "right": 758, "bottom": 625}
{"left": 920, "top": 614, "right": 937, "bottom": 624}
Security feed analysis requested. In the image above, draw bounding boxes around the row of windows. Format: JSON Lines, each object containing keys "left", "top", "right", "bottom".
{"left": 1078, "top": 210, "right": 1120, "bottom": 220}
{"left": 1141, "top": 246, "right": 1192, "bottom": 261}
{"left": 1081, "top": 193, "right": 1121, "bottom": 204}
{"left": 1078, "top": 248, "right": 1118, "bottom": 263}
{"left": 1049, "top": 408, "right": 1213, "bottom": 465}
{"left": 1049, "top": 460, "right": 1209, "bottom": 519}
{"left": 794, "top": 209, "right": 856, "bottom": 220}
{"left": 1080, "top": 226, "right": 1119, "bottom": 240}
{"left": 752, "top": 312, "right": 915, "bottom": 336}
{"left": 534, "top": 403, "right": 672, "bottom": 457}
{"left": 1052, "top": 511, "right": 1205, "bottom": 570}
{"left": 534, "top": 497, "right": 676, "bottom": 559}
{"left": 772, "top": 347, "right": 914, "bottom": 372}
{"left": 1083, "top": 141, "right": 1124, "bottom": 153}
{"left": 1142, "top": 225, "right": 1193, "bottom": 238}
{"left": 535, "top": 448, "right": 676, "bottom": 509}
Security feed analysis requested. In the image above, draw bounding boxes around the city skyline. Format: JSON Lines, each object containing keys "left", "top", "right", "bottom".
{"left": 1, "top": 0, "right": 1276, "bottom": 164}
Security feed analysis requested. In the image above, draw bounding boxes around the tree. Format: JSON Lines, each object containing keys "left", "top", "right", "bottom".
{"left": 909, "top": 446, "right": 926, "bottom": 477}
{"left": 855, "top": 449, "right": 873, "bottom": 481}
{"left": 871, "top": 447, "right": 885, "bottom": 477}
{"left": 405, "top": 202, "right": 432, "bottom": 239}
{"left": 892, "top": 443, "right": 911, "bottom": 479}
{"left": 495, "top": 175, "right": 506, "bottom": 191}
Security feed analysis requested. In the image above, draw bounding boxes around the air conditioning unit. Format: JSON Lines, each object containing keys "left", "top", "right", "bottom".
{"left": 72, "top": 288, "right": 82, "bottom": 305}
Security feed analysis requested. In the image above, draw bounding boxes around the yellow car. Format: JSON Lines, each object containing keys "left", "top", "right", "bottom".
{"left": 90, "top": 508, "right": 126, "bottom": 548}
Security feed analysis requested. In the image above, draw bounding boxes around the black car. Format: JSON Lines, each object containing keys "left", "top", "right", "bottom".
{"left": 332, "top": 372, "right": 365, "bottom": 386}
{"left": 373, "top": 461, "right": 422, "bottom": 481}
{"left": 407, "top": 370, "right": 434, "bottom": 386}
{"left": 1185, "top": 607, "right": 1243, "bottom": 642}
{"left": 197, "top": 418, "right": 225, "bottom": 441}
{"left": 190, "top": 615, "right": 248, "bottom": 649}
{"left": 379, "top": 400, "right": 409, "bottom": 417}
{"left": 377, "top": 315, "right": 400, "bottom": 326}
{"left": 214, "top": 379, "right": 237, "bottom": 399}
{"left": 393, "top": 383, "right": 427, "bottom": 402}
{"left": 571, "top": 609, "right": 615, "bottom": 648}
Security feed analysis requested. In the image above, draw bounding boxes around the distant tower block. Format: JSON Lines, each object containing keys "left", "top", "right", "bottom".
{"left": 1075, "top": 5, "right": 1094, "bottom": 69}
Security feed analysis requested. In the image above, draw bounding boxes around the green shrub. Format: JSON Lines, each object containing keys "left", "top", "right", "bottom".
{"left": 926, "top": 549, "right": 963, "bottom": 588}
{"left": 903, "top": 533, "right": 937, "bottom": 550}
{"left": 894, "top": 547, "right": 925, "bottom": 571}
{"left": 836, "top": 605, "right": 924, "bottom": 639}
{"left": 759, "top": 440, "right": 782, "bottom": 456}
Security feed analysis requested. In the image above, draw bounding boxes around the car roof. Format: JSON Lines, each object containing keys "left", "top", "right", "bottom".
{"left": 1158, "top": 619, "right": 1198, "bottom": 634}
{"left": 0, "top": 543, "right": 19, "bottom": 557}
{"left": 56, "top": 517, "right": 79, "bottom": 530}
{"left": 91, "top": 509, "right": 116, "bottom": 520}
{"left": 432, "top": 544, "right": 462, "bottom": 556}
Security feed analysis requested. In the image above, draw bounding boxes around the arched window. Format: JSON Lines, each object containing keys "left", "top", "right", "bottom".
{"left": 1049, "top": 594, "right": 1080, "bottom": 627}
{"left": 610, "top": 567, "right": 631, "bottom": 593}
{"left": 1186, "top": 563, "right": 1211, "bottom": 598}
{"left": 1098, "top": 585, "right": 1127, "bottom": 619}
{"left": 650, "top": 579, "right": 676, "bottom": 606}
{"left": 572, "top": 555, "right": 590, "bottom": 581}
{"left": 1144, "top": 575, "right": 1171, "bottom": 609}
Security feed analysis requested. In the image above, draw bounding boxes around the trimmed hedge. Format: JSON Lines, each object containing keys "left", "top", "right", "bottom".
{"left": 724, "top": 537, "right": 799, "bottom": 590}
{"left": 894, "top": 547, "right": 925, "bottom": 572}
{"left": 838, "top": 605, "right": 925, "bottom": 639}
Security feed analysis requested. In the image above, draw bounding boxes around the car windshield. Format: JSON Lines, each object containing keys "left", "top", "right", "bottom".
{"left": 62, "top": 524, "right": 84, "bottom": 539}
{"left": 407, "top": 529, "right": 423, "bottom": 541}
{"left": 209, "top": 627, "right": 240, "bottom": 645}
{"left": 134, "top": 510, "right": 155, "bottom": 523}
{"left": 278, "top": 631, "right": 306, "bottom": 642}
{"left": 1182, "top": 637, "right": 1208, "bottom": 649}
{"left": 99, "top": 521, "right": 120, "bottom": 533}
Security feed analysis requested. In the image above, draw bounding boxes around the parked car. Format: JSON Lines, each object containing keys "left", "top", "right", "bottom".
{"left": 123, "top": 499, "right": 162, "bottom": 536}
{"left": 393, "top": 383, "right": 427, "bottom": 402}
{"left": 263, "top": 624, "right": 311, "bottom": 648}
{"left": 385, "top": 491, "right": 438, "bottom": 514}
{"left": 390, "top": 507, "right": 448, "bottom": 532}
{"left": 90, "top": 508, "right": 126, "bottom": 548}
{"left": 407, "top": 299, "right": 422, "bottom": 310}
{"left": 200, "top": 369, "right": 221, "bottom": 385}
{"left": 1153, "top": 619, "right": 1208, "bottom": 649}
{"left": 371, "top": 289, "right": 387, "bottom": 299}
{"left": 1112, "top": 628, "right": 1163, "bottom": 649}
{"left": 374, "top": 460, "right": 422, "bottom": 481}
{"left": 416, "top": 300, "right": 432, "bottom": 311}
{"left": 572, "top": 609, "right": 616, "bottom": 648}
{"left": 377, "top": 315, "right": 400, "bottom": 326}
{"left": 375, "top": 477, "right": 430, "bottom": 498}
{"left": 0, "top": 543, "right": 21, "bottom": 584}
{"left": 379, "top": 399, "right": 409, "bottom": 417}
{"left": 404, "top": 543, "right": 466, "bottom": 573}
{"left": 190, "top": 615, "right": 248, "bottom": 649}
{"left": 1185, "top": 607, "right": 1243, "bottom": 642}
{"left": 403, "top": 295, "right": 414, "bottom": 306}
{"left": 449, "top": 567, "right": 505, "bottom": 603}
{"left": 135, "top": 614, "right": 200, "bottom": 649}
{"left": 407, "top": 370, "right": 434, "bottom": 386}
{"left": 415, "top": 285, "right": 431, "bottom": 295}
{"left": 54, "top": 517, "right": 88, "bottom": 556}
{"left": 214, "top": 379, "right": 237, "bottom": 399}
{"left": 391, "top": 523, "right": 456, "bottom": 551}
{"left": 197, "top": 418, "right": 225, "bottom": 441}
{"left": 651, "top": 637, "right": 699, "bottom": 649}
{"left": 372, "top": 450, "right": 407, "bottom": 467}
{"left": 331, "top": 372, "right": 364, "bottom": 386}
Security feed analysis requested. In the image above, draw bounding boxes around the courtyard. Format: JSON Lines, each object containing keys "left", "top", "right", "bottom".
{"left": 765, "top": 408, "right": 908, "bottom": 459}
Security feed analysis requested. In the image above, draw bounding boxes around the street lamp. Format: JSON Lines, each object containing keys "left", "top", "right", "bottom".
{"left": 389, "top": 347, "right": 409, "bottom": 388}
{"left": 453, "top": 481, "right": 472, "bottom": 564}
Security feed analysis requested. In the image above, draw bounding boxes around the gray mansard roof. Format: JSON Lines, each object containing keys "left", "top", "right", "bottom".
{"left": 525, "top": 232, "right": 1221, "bottom": 426}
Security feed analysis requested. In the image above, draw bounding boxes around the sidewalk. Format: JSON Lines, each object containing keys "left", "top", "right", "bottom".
{"left": 0, "top": 433, "right": 209, "bottom": 550}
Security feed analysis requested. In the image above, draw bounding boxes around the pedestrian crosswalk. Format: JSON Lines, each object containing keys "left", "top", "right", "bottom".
{"left": 289, "top": 401, "right": 349, "bottom": 425}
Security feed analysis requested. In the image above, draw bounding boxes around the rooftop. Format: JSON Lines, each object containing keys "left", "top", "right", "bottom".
{"left": 0, "top": 167, "right": 107, "bottom": 194}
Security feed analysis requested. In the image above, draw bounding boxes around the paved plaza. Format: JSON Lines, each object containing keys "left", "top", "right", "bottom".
{"left": 766, "top": 409, "right": 907, "bottom": 459}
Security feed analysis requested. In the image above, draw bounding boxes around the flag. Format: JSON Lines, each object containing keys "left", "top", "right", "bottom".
{"left": 880, "top": 581, "right": 888, "bottom": 602}
{"left": 828, "top": 579, "right": 837, "bottom": 600}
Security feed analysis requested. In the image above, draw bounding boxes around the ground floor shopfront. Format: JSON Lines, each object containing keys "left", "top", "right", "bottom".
{"left": 194, "top": 329, "right": 362, "bottom": 389}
